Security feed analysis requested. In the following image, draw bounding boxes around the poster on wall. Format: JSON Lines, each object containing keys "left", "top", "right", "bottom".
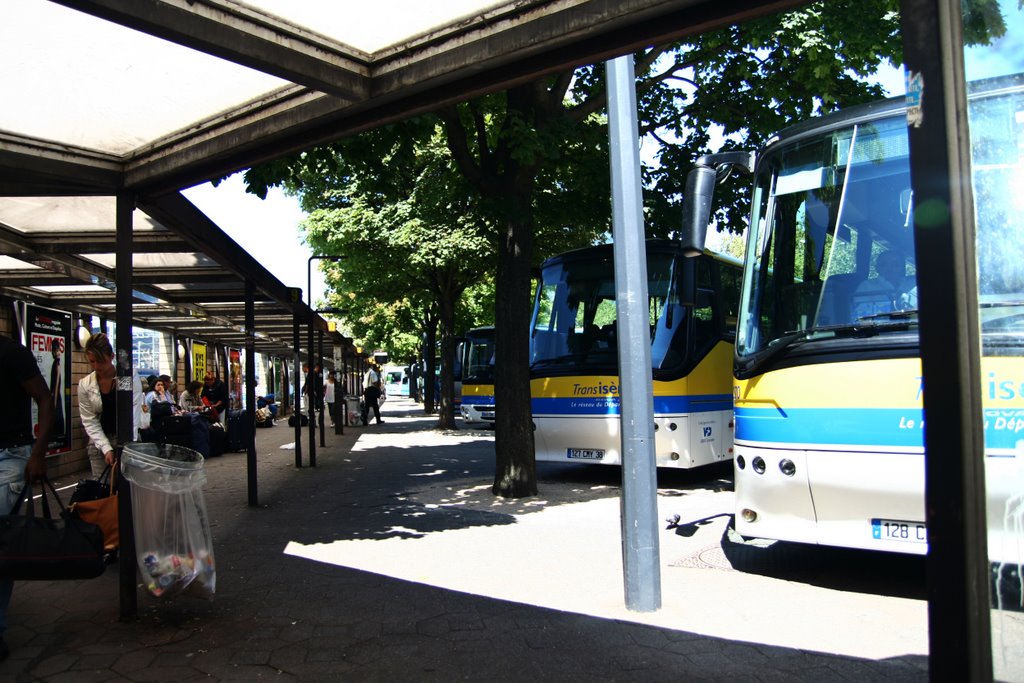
{"left": 228, "top": 348, "right": 242, "bottom": 408}
{"left": 24, "top": 304, "right": 72, "bottom": 454}
{"left": 192, "top": 341, "right": 207, "bottom": 383}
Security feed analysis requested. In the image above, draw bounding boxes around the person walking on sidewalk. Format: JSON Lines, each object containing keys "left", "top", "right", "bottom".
{"left": 325, "top": 372, "right": 337, "bottom": 428}
{"left": 361, "top": 363, "right": 384, "bottom": 425}
{"left": 0, "top": 333, "right": 54, "bottom": 661}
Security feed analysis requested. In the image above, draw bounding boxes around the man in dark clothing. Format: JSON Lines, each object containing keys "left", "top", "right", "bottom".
{"left": 0, "top": 334, "right": 54, "bottom": 661}
{"left": 409, "top": 359, "right": 422, "bottom": 403}
{"left": 307, "top": 364, "right": 324, "bottom": 413}
{"left": 202, "top": 371, "right": 229, "bottom": 427}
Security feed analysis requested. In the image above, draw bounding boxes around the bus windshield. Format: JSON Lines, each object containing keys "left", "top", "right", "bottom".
{"left": 462, "top": 328, "right": 495, "bottom": 384}
{"left": 737, "top": 78, "right": 1024, "bottom": 361}
{"left": 738, "top": 113, "right": 916, "bottom": 360}
{"left": 531, "top": 243, "right": 733, "bottom": 378}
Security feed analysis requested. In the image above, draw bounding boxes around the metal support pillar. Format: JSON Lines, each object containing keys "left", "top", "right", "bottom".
{"left": 115, "top": 191, "right": 137, "bottom": 620}
{"left": 307, "top": 319, "right": 316, "bottom": 467}
{"left": 318, "top": 330, "right": 326, "bottom": 448}
{"left": 245, "top": 281, "right": 258, "bottom": 506}
{"left": 607, "top": 54, "right": 661, "bottom": 613}
{"left": 292, "top": 317, "right": 302, "bottom": 468}
{"left": 335, "top": 346, "right": 344, "bottom": 436}
{"left": 899, "top": 0, "right": 991, "bottom": 678}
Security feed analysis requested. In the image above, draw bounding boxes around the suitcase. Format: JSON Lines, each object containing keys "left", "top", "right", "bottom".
{"left": 155, "top": 413, "right": 210, "bottom": 458}
{"left": 207, "top": 423, "right": 227, "bottom": 458}
{"left": 226, "top": 409, "right": 246, "bottom": 452}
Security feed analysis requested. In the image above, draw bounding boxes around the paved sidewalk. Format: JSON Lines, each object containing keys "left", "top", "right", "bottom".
{"left": 0, "top": 398, "right": 933, "bottom": 681}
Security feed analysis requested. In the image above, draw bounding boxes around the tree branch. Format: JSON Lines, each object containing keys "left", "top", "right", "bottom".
{"left": 438, "top": 105, "right": 491, "bottom": 196}
{"left": 564, "top": 45, "right": 678, "bottom": 124}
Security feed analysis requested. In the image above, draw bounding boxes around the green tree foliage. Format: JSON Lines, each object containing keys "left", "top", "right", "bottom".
{"left": 300, "top": 176, "right": 492, "bottom": 427}
{"left": 247, "top": 0, "right": 917, "bottom": 496}
{"left": 645, "top": 0, "right": 903, "bottom": 236}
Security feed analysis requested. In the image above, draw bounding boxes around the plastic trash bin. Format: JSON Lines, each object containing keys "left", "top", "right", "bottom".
{"left": 345, "top": 396, "right": 361, "bottom": 425}
{"left": 121, "top": 442, "right": 216, "bottom": 599}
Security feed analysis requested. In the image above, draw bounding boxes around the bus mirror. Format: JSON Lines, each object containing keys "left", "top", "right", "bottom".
{"left": 680, "top": 166, "right": 716, "bottom": 257}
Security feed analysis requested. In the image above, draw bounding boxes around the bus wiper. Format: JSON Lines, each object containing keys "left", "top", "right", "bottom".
{"left": 531, "top": 354, "right": 584, "bottom": 367}
{"left": 736, "top": 330, "right": 812, "bottom": 376}
{"left": 856, "top": 310, "right": 919, "bottom": 322}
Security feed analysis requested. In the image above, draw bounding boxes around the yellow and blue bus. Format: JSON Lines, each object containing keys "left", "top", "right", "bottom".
{"left": 528, "top": 240, "right": 742, "bottom": 468}
{"left": 682, "top": 74, "right": 1024, "bottom": 558}
{"left": 459, "top": 326, "right": 496, "bottom": 427}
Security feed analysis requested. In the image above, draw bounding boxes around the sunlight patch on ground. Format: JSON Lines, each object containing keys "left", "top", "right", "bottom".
{"left": 409, "top": 469, "right": 447, "bottom": 477}
{"left": 282, "top": 492, "right": 928, "bottom": 659}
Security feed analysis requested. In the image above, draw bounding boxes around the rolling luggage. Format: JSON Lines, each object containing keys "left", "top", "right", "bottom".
{"left": 226, "top": 409, "right": 246, "bottom": 452}
{"left": 207, "top": 424, "right": 227, "bottom": 458}
{"left": 154, "top": 413, "right": 210, "bottom": 458}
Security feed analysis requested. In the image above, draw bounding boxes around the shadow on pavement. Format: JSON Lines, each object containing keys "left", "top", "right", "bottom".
{"left": 714, "top": 518, "right": 928, "bottom": 601}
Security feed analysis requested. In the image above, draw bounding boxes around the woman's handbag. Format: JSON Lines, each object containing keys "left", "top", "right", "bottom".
{"left": 0, "top": 477, "right": 106, "bottom": 580}
{"left": 69, "top": 464, "right": 112, "bottom": 504}
{"left": 70, "top": 465, "right": 120, "bottom": 552}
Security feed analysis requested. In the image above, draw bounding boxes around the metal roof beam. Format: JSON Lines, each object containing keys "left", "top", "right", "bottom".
{"left": 0, "top": 132, "right": 123, "bottom": 196}
{"left": 50, "top": 0, "right": 371, "bottom": 100}
{"left": 25, "top": 232, "right": 192, "bottom": 255}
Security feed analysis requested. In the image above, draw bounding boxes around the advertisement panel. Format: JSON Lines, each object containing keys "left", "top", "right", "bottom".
{"left": 229, "top": 347, "right": 242, "bottom": 408}
{"left": 192, "top": 341, "right": 207, "bottom": 383}
{"left": 24, "top": 304, "right": 72, "bottom": 454}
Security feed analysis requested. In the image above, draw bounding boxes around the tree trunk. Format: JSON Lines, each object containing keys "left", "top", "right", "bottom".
{"left": 492, "top": 189, "right": 537, "bottom": 498}
{"left": 437, "top": 288, "right": 457, "bottom": 429}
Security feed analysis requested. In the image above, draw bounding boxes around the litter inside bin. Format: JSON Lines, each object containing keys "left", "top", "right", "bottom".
{"left": 122, "top": 442, "right": 216, "bottom": 599}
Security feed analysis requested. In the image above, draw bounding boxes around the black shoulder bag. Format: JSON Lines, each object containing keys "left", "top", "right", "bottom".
{"left": 0, "top": 477, "right": 106, "bottom": 580}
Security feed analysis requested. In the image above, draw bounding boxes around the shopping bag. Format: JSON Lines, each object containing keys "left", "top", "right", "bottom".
{"left": 0, "top": 477, "right": 106, "bottom": 580}
{"left": 70, "top": 465, "right": 119, "bottom": 551}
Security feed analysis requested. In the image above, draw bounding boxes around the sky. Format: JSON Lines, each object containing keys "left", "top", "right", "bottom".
{"left": 181, "top": 173, "right": 327, "bottom": 305}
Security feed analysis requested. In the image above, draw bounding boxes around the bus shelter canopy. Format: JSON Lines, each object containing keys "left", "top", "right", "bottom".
{"left": 0, "top": 0, "right": 792, "bottom": 353}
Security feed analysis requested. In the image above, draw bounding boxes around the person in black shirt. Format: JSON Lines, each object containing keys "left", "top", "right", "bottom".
{"left": 203, "top": 371, "right": 229, "bottom": 427}
{"left": 0, "top": 333, "right": 53, "bottom": 660}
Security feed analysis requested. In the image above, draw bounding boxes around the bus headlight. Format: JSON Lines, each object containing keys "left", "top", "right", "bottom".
{"left": 741, "top": 508, "right": 758, "bottom": 523}
{"left": 752, "top": 457, "right": 766, "bottom": 474}
{"left": 736, "top": 455, "right": 746, "bottom": 470}
{"left": 779, "top": 459, "right": 796, "bottom": 477}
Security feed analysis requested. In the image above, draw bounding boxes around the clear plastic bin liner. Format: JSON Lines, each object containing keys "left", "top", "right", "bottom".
{"left": 346, "top": 396, "right": 361, "bottom": 423}
{"left": 122, "top": 442, "right": 206, "bottom": 494}
{"left": 121, "top": 442, "right": 216, "bottom": 600}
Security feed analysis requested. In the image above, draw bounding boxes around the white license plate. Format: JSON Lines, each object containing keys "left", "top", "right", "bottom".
{"left": 871, "top": 518, "right": 928, "bottom": 543}
{"left": 567, "top": 448, "right": 605, "bottom": 460}
{"left": 482, "top": 411, "right": 495, "bottom": 419}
